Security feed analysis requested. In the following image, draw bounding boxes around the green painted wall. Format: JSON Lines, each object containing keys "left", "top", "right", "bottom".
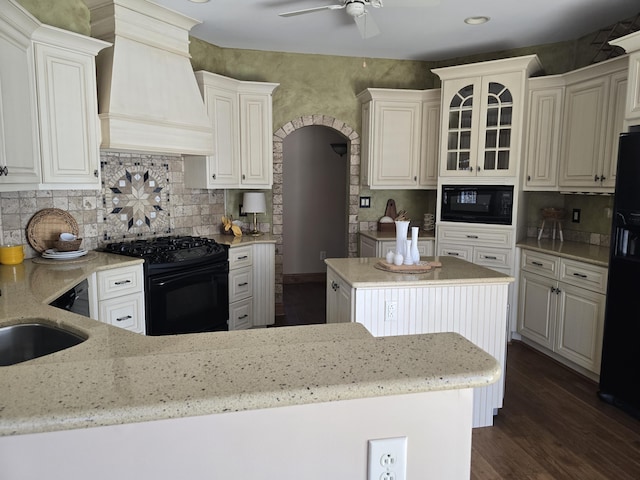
{"left": 17, "top": 0, "right": 90, "bottom": 36}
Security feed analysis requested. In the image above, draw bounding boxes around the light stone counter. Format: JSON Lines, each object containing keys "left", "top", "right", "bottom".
{"left": 517, "top": 238, "right": 609, "bottom": 267}
{"left": 325, "top": 255, "right": 514, "bottom": 288}
{"left": 359, "top": 230, "right": 435, "bottom": 241}
{"left": 0, "top": 252, "right": 500, "bottom": 437}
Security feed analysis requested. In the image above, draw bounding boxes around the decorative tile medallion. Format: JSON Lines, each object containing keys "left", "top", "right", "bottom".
{"left": 102, "top": 158, "right": 171, "bottom": 238}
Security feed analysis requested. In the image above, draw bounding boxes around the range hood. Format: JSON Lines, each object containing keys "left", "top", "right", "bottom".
{"left": 84, "top": 0, "right": 213, "bottom": 155}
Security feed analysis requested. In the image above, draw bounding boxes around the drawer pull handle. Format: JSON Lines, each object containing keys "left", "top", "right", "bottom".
{"left": 236, "top": 255, "right": 249, "bottom": 260}
{"left": 531, "top": 261, "right": 544, "bottom": 267}
{"left": 116, "top": 315, "right": 132, "bottom": 322}
{"left": 445, "top": 251, "right": 459, "bottom": 256}
{"left": 484, "top": 256, "right": 497, "bottom": 260}
{"left": 239, "top": 314, "right": 248, "bottom": 319}
{"left": 238, "top": 282, "right": 249, "bottom": 286}
{"left": 115, "top": 280, "right": 131, "bottom": 285}
{"left": 466, "top": 235, "right": 479, "bottom": 239}
{"left": 572, "top": 272, "right": 588, "bottom": 279}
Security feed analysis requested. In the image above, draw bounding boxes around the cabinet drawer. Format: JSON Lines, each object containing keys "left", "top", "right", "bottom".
{"left": 474, "top": 247, "right": 512, "bottom": 269}
{"left": 98, "top": 292, "right": 145, "bottom": 333}
{"left": 437, "top": 243, "right": 473, "bottom": 261}
{"left": 229, "top": 266, "right": 253, "bottom": 302}
{"left": 229, "top": 297, "right": 252, "bottom": 330}
{"left": 96, "top": 265, "right": 143, "bottom": 300}
{"left": 521, "top": 249, "right": 560, "bottom": 278}
{"left": 438, "top": 226, "right": 512, "bottom": 247}
{"left": 229, "top": 246, "right": 253, "bottom": 269}
{"left": 560, "top": 258, "right": 607, "bottom": 293}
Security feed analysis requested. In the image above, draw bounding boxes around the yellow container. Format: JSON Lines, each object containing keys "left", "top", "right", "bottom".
{"left": 0, "top": 245, "right": 25, "bottom": 265}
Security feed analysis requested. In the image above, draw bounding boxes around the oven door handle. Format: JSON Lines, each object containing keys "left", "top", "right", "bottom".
{"left": 150, "top": 263, "right": 228, "bottom": 287}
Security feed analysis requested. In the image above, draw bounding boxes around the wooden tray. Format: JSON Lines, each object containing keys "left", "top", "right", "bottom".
{"left": 374, "top": 260, "right": 442, "bottom": 274}
{"left": 26, "top": 209, "right": 80, "bottom": 253}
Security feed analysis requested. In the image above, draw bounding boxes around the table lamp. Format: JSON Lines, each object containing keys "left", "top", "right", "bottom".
{"left": 243, "top": 192, "right": 266, "bottom": 236}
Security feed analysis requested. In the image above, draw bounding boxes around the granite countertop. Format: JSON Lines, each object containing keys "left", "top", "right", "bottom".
{"left": 360, "top": 230, "right": 436, "bottom": 241}
{"left": 209, "top": 233, "right": 277, "bottom": 247}
{"left": 325, "top": 255, "right": 514, "bottom": 288}
{"left": 0, "top": 252, "right": 500, "bottom": 437}
{"left": 516, "top": 238, "right": 610, "bottom": 267}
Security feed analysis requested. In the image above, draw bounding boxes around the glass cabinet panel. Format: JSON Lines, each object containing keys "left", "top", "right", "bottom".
{"left": 445, "top": 85, "right": 474, "bottom": 171}
{"left": 483, "top": 82, "right": 513, "bottom": 172}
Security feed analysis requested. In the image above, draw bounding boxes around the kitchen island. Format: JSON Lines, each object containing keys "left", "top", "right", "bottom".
{"left": 0, "top": 254, "right": 499, "bottom": 479}
{"left": 326, "top": 255, "right": 515, "bottom": 428}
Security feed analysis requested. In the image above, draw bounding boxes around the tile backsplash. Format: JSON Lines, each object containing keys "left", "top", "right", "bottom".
{"left": 0, "top": 151, "right": 227, "bottom": 258}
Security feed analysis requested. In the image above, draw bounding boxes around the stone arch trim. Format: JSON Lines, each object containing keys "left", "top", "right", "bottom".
{"left": 272, "top": 115, "right": 360, "bottom": 308}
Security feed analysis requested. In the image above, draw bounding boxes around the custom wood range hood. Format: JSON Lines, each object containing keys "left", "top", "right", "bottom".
{"left": 84, "top": 0, "right": 213, "bottom": 156}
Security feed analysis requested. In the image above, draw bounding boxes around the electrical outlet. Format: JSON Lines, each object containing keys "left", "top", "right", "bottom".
{"left": 572, "top": 208, "right": 581, "bottom": 223}
{"left": 320, "top": 251, "right": 327, "bottom": 260}
{"left": 368, "top": 437, "right": 407, "bottom": 480}
{"left": 385, "top": 301, "right": 397, "bottom": 321}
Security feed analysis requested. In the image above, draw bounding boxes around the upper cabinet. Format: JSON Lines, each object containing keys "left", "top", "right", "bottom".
{"left": 433, "top": 55, "right": 542, "bottom": 178}
{"left": 184, "top": 71, "right": 279, "bottom": 190}
{"left": 558, "top": 56, "right": 628, "bottom": 192}
{"left": 0, "top": 1, "right": 109, "bottom": 192}
{"left": 523, "top": 76, "right": 565, "bottom": 190}
{"left": 357, "top": 88, "right": 440, "bottom": 189}
{"left": 610, "top": 30, "right": 640, "bottom": 123}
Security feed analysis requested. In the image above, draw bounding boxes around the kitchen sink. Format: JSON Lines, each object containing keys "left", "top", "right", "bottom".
{"left": 0, "top": 322, "right": 87, "bottom": 366}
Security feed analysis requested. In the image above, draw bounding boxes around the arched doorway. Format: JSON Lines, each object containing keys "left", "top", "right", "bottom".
{"left": 272, "top": 115, "right": 360, "bottom": 312}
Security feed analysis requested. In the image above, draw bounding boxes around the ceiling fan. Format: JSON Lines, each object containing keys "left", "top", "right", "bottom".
{"left": 279, "top": 0, "right": 439, "bottom": 39}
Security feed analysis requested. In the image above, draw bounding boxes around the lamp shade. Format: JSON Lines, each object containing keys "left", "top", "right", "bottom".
{"left": 243, "top": 192, "right": 266, "bottom": 214}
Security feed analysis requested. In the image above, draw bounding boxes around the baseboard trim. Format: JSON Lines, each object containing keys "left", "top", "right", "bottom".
{"left": 283, "top": 273, "right": 326, "bottom": 284}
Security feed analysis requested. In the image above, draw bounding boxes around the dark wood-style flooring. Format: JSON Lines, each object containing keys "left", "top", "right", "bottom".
{"left": 281, "top": 280, "right": 640, "bottom": 479}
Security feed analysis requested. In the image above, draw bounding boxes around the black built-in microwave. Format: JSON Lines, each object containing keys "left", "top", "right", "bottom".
{"left": 440, "top": 185, "right": 513, "bottom": 225}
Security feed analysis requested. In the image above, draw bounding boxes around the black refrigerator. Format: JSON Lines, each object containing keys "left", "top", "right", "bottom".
{"left": 599, "top": 130, "right": 640, "bottom": 417}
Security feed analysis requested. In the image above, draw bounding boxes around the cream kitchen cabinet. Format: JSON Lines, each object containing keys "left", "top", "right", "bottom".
{"left": 359, "top": 232, "right": 434, "bottom": 258}
{"left": 436, "top": 224, "right": 514, "bottom": 274}
{"left": 522, "top": 76, "right": 564, "bottom": 190}
{"left": 609, "top": 31, "right": 640, "bottom": 123}
{"left": 184, "top": 71, "right": 279, "bottom": 190}
{"left": 433, "top": 55, "right": 542, "bottom": 178}
{"left": 517, "top": 249, "right": 607, "bottom": 376}
{"left": 88, "top": 264, "right": 146, "bottom": 334}
{"left": 0, "top": 3, "right": 108, "bottom": 191}
{"left": 326, "top": 267, "right": 353, "bottom": 325}
{"left": 558, "top": 56, "right": 627, "bottom": 192}
{"left": 228, "top": 243, "right": 275, "bottom": 330}
{"left": 357, "top": 88, "right": 440, "bottom": 189}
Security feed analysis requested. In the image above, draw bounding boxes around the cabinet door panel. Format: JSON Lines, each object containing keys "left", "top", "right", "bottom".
{"left": 556, "top": 283, "right": 605, "bottom": 372}
{"left": 208, "top": 88, "right": 239, "bottom": 186}
{"left": 518, "top": 272, "right": 556, "bottom": 349}
{"left": 36, "top": 44, "right": 99, "bottom": 185}
{"left": 372, "top": 101, "right": 421, "bottom": 186}
{"left": 559, "top": 77, "right": 608, "bottom": 186}
{"left": 240, "top": 93, "right": 272, "bottom": 186}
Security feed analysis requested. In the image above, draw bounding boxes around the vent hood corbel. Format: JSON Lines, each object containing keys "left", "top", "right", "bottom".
{"left": 84, "top": 0, "right": 213, "bottom": 156}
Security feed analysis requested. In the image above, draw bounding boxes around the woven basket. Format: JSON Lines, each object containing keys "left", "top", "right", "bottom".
{"left": 26, "top": 209, "right": 80, "bottom": 253}
{"left": 53, "top": 239, "right": 83, "bottom": 252}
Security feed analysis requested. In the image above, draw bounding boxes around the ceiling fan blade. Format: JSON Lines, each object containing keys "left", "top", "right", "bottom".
{"left": 279, "top": 4, "right": 345, "bottom": 17}
{"left": 353, "top": 12, "right": 380, "bottom": 39}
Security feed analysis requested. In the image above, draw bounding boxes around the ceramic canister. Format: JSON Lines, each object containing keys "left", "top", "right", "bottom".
{"left": 0, "top": 245, "right": 25, "bottom": 265}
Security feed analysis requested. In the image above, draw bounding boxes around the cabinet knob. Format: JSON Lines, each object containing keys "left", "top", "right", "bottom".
{"left": 527, "top": 175, "right": 531, "bottom": 181}
{"left": 331, "top": 281, "right": 339, "bottom": 291}
{"left": 94, "top": 169, "right": 99, "bottom": 177}
{"left": 212, "top": 174, "right": 217, "bottom": 180}
{"left": 600, "top": 175, "right": 606, "bottom": 182}
{"left": 242, "top": 174, "right": 246, "bottom": 180}
{"left": 594, "top": 175, "right": 600, "bottom": 182}
{"left": 469, "top": 166, "right": 474, "bottom": 172}
{"left": 414, "top": 176, "right": 417, "bottom": 182}
{"left": 0, "top": 166, "right": 8, "bottom": 176}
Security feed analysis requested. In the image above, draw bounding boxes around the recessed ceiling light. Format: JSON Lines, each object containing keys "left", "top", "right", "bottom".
{"left": 464, "top": 16, "right": 490, "bottom": 25}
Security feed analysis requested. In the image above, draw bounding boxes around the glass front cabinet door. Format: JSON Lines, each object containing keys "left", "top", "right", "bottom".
{"left": 434, "top": 56, "right": 542, "bottom": 178}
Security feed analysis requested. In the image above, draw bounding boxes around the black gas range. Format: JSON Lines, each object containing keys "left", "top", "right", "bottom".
{"left": 103, "top": 236, "right": 229, "bottom": 335}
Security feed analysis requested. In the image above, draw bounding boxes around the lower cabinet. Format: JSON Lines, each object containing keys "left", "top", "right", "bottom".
{"left": 359, "top": 233, "right": 435, "bottom": 258}
{"left": 517, "top": 249, "right": 606, "bottom": 375}
{"left": 326, "top": 268, "right": 352, "bottom": 325}
{"left": 228, "top": 243, "right": 275, "bottom": 330}
{"left": 88, "top": 264, "right": 146, "bottom": 334}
